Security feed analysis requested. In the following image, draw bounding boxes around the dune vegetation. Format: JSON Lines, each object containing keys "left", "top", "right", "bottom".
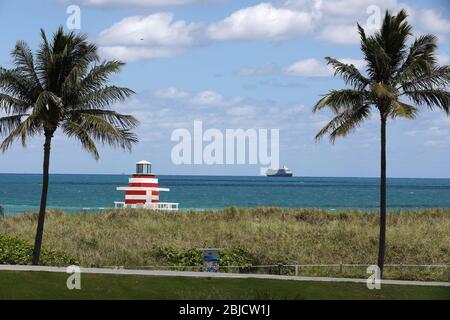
{"left": 0, "top": 207, "right": 449, "bottom": 281}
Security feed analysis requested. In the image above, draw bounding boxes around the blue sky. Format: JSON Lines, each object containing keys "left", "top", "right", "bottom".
{"left": 0, "top": 0, "right": 449, "bottom": 177}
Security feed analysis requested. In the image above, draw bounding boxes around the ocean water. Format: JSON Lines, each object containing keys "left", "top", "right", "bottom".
{"left": 0, "top": 174, "right": 450, "bottom": 215}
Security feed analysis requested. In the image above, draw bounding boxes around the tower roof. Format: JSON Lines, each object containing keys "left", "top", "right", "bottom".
{"left": 136, "top": 160, "right": 152, "bottom": 165}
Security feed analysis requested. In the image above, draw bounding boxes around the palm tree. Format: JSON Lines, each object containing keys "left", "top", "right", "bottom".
{"left": 0, "top": 27, "right": 139, "bottom": 265}
{"left": 313, "top": 10, "right": 449, "bottom": 277}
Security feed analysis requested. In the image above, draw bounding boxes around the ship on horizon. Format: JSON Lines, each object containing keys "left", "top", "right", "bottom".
{"left": 266, "top": 165, "right": 293, "bottom": 177}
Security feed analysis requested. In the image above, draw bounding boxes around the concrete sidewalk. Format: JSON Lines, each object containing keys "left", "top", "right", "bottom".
{"left": 0, "top": 264, "right": 449, "bottom": 287}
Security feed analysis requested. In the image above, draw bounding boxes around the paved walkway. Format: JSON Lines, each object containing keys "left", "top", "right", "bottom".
{"left": 0, "top": 264, "right": 449, "bottom": 287}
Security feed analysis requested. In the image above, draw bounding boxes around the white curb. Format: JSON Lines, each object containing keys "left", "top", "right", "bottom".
{"left": 0, "top": 264, "right": 449, "bottom": 287}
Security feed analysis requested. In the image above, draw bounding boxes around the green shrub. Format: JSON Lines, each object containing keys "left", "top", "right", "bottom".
{"left": 151, "top": 246, "right": 254, "bottom": 272}
{"left": 152, "top": 246, "right": 203, "bottom": 267}
{"left": 0, "top": 234, "right": 78, "bottom": 266}
{"left": 182, "top": 248, "right": 204, "bottom": 266}
{"left": 219, "top": 246, "right": 254, "bottom": 272}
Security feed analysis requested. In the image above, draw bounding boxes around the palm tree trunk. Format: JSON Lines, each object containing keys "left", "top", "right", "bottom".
{"left": 377, "top": 116, "right": 387, "bottom": 278}
{"left": 32, "top": 132, "right": 52, "bottom": 265}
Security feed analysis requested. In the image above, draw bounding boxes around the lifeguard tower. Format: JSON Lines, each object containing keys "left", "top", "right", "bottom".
{"left": 114, "top": 160, "right": 179, "bottom": 211}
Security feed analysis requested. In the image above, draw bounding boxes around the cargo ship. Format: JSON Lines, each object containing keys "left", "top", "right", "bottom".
{"left": 266, "top": 165, "right": 293, "bottom": 177}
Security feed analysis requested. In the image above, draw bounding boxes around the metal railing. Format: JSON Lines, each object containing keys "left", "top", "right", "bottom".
{"left": 101, "top": 263, "right": 449, "bottom": 278}
{"left": 114, "top": 201, "right": 179, "bottom": 211}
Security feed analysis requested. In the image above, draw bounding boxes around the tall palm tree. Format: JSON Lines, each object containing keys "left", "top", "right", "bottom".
{"left": 313, "top": 10, "right": 449, "bottom": 277}
{"left": 0, "top": 27, "right": 139, "bottom": 265}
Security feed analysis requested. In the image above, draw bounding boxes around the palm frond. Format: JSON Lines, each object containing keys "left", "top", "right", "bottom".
{"left": 11, "top": 41, "right": 43, "bottom": 91}
{"left": 0, "top": 68, "right": 37, "bottom": 104}
{"left": 0, "top": 93, "right": 31, "bottom": 114}
{"left": 389, "top": 100, "right": 418, "bottom": 118}
{"left": 0, "top": 114, "right": 28, "bottom": 136}
{"left": 325, "top": 57, "right": 369, "bottom": 90}
{"left": 34, "top": 91, "right": 61, "bottom": 125}
{"left": 315, "top": 104, "right": 372, "bottom": 142}
{"left": 404, "top": 89, "right": 449, "bottom": 113}
{"left": 61, "top": 65, "right": 83, "bottom": 103}
{"left": 0, "top": 113, "right": 42, "bottom": 151}
{"left": 68, "top": 113, "right": 138, "bottom": 152}
{"left": 360, "top": 36, "right": 392, "bottom": 82}
{"left": 35, "top": 29, "right": 51, "bottom": 89}
{"left": 1, "top": 26, "right": 137, "bottom": 156}
{"left": 76, "top": 86, "right": 134, "bottom": 110}
{"left": 62, "top": 121, "right": 100, "bottom": 160}
{"left": 313, "top": 89, "right": 368, "bottom": 114}
{"left": 79, "top": 61, "right": 125, "bottom": 93}
{"left": 395, "top": 34, "right": 437, "bottom": 84}
{"left": 314, "top": 8, "right": 449, "bottom": 160}
{"left": 377, "top": 9, "right": 412, "bottom": 72}
{"left": 69, "top": 109, "right": 139, "bottom": 129}
{"left": 357, "top": 23, "right": 366, "bottom": 42}
{"left": 0, "top": 91, "right": 58, "bottom": 151}
{"left": 401, "top": 65, "right": 450, "bottom": 91}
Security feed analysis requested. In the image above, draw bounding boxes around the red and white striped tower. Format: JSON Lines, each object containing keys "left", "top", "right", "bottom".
{"left": 115, "top": 161, "right": 178, "bottom": 210}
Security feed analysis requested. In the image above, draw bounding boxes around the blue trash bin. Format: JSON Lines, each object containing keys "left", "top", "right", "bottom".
{"left": 200, "top": 248, "right": 222, "bottom": 272}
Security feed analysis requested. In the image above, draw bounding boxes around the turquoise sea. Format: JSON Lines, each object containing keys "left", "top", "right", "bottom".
{"left": 0, "top": 174, "right": 450, "bottom": 215}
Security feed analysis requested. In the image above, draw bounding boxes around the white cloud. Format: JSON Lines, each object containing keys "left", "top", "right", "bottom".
{"left": 80, "top": 0, "right": 215, "bottom": 7}
{"left": 154, "top": 87, "right": 191, "bottom": 99}
{"left": 284, "top": 104, "right": 305, "bottom": 115}
{"left": 99, "top": 46, "right": 180, "bottom": 62}
{"left": 284, "top": 58, "right": 330, "bottom": 77}
{"left": 424, "top": 126, "right": 449, "bottom": 138}
{"left": 151, "top": 87, "right": 248, "bottom": 110}
{"left": 420, "top": 9, "right": 450, "bottom": 36}
{"left": 99, "top": 13, "right": 202, "bottom": 47}
{"left": 94, "top": 0, "right": 413, "bottom": 62}
{"left": 190, "top": 90, "right": 226, "bottom": 106}
{"left": 319, "top": 24, "right": 361, "bottom": 45}
{"left": 404, "top": 121, "right": 450, "bottom": 147}
{"left": 96, "top": 4, "right": 316, "bottom": 61}
{"left": 285, "top": 0, "right": 408, "bottom": 46}
{"left": 234, "top": 64, "right": 277, "bottom": 76}
{"left": 316, "top": 0, "right": 397, "bottom": 17}
{"left": 207, "top": 3, "right": 313, "bottom": 41}
{"left": 124, "top": 87, "right": 285, "bottom": 132}
{"left": 95, "top": 1, "right": 446, "bottom": 63}
{"left": 284, "top": 0, "right": 397, "bottom": 19}
{"left": 98, "top": 13, "right": 203, "bottom": 61}
{"left": 227, "top": 106, "right": 256, "bottom": 117}
{"left": 284, "top": 57, "right": 365, "bottom": 77}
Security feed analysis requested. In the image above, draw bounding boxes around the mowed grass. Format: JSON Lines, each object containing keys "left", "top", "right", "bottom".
{"left": 0, "top": 271, "right": 449, "bottom": 300}
{"left": 1, "top": 207, "right": 449, "bottom": 281}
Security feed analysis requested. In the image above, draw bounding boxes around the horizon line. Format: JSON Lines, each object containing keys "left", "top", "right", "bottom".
{"left": 1, "top": 172, "right": 450, "bottom": 180}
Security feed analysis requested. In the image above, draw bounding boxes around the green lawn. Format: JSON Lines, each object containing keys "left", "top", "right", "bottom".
{"left": 0, "top": 271, "right": 448, "bottom": 300}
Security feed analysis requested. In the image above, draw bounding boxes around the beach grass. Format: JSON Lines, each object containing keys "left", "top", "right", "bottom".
{"left": 0, "top": 207, "right": 449, "bottom": 281}
{"left": 0, "top": 271, "right": 449, "bottom": 300}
